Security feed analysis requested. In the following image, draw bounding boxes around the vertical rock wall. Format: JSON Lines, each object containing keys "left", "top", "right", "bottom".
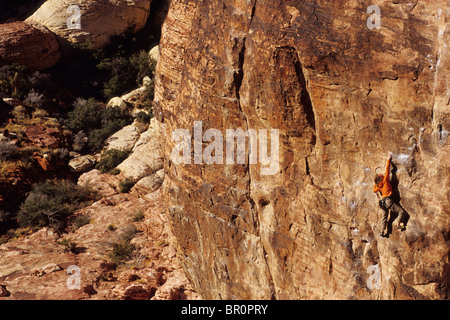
{"left": 155, "top": 0, "right": 449, "bottom": 299}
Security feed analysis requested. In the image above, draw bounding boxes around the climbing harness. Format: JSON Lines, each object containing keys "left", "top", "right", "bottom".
{"left": 378, "top": 196, "right": 393, "bottom": 211}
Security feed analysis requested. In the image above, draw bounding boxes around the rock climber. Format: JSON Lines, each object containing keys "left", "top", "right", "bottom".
{"left": 373, "top": 152, "right": 406, "bottom": 237}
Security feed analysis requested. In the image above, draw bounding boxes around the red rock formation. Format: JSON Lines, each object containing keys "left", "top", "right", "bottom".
{"left": 24, "top": 124, "right": 61, "bottom": 148}
{"left": 0, "top": 21, "right": 61, "bottom": 70}
{"left": 155, "top": 0, "right": 449, "bottom": 299}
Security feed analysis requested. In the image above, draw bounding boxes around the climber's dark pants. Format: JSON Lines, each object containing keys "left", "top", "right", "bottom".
{"left": 380, "top": 196, "right": 405, "bottom": 232}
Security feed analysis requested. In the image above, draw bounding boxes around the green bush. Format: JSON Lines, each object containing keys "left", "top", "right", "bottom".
{"left": 0, "top": 65, "right": 54, "bottom": 104}
{"left": 65, "top": 98, "right": 103, "bottom": 132}
{"left": 65, "top": 98, "right": 132, "bottom": 152}
{"left": 108, "top": 223, "right": 138, "bottom": 264}
{"left": 17, "top": 180, "right": 96, "bottom": 232}
{"left": 72, "top": 215, "right": 91, "bottom": 230}
{"left": 130, "top": 51, "right": 156, "bottom": 87}
{"left": 135, "top": 111, "right": 152, "bottom": 124}
{"left": 95, "top": 149, "right": 130, "bottom": 173}
{"left": 132, "top": 209, "right": 145, "bottom": 222}
{"left": 98, "top": 50, "right": 156, "bottom": 100}
{"left": 57, "top": 238, "right": 79, "bottom": 253}
{"left": 108, "top": 240, "right": 136, "bottom": 265}
{"left": 0, "top": 64, "right": 29, "bottom": 99}
{"left": 118, "top": 178, "right": 136, "bottom": 193}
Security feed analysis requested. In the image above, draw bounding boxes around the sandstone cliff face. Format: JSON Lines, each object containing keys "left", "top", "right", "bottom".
{"left": 155, "top": 0, "right": 449, "bottom": 299}
{"left": 25, "top": 0, "right": 152, "bottom": 49}
{"left": 0, "top": 21, "right": 61, "bottom": 70}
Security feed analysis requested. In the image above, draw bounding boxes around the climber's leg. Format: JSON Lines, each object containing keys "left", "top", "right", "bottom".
{"left": 391, "top": 203, "right": 406, "bottom": 231}
{"left": 380, "top": 208, "right": 389, "bottom": 237}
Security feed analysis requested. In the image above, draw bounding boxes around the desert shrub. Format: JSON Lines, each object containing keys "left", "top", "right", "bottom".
{"left": 0, "top": 64, "right": 29, "bottom": 99}
{"left": 132, "top": 209, "right": 145, "bottom": 222}
{"left": 65, "top": 98, "right": 132, "bottom": 152}
{"left": 119, "top": 224, "right": 138, "bottom": 241}
{"left": 72, "top": 131, "right": 87, "bottom": 152}
{"left": 98, "top": 50, "right": 156, "bottom": 99}
{"left": 0, "top": 65, "right": 53, "bottom": 103}
{"left": 130, "top": 50, "right": 156, "bottom": 86}
{"left": 101, "top": 75, "right": 124, "bottom": 101}
{"left": 72, "top": 215, "right": 91, "bottom": 230}
{"left": 118, "top": 178, "right": 135, "bottom": 193}
{"left": 25, "top": 71, "right": 59, "bottom": 113}
{"left": 57, "top": 238, "right": 79, "bottom": 253}
{"left": 109, "top": 240, "right": 136, "bottom": 265}
{"left": 24, "top": 89, "right": 45, "bottom": 108}
{"left": 135, "top": 111, "right": 152, "bottom": 124}
{"left": 17, "top": 180, "right": 96, "bottom": 232}
{"left": 65, "top": 98, "right": 99, "bottom": 131}
{"left": 109, "top": 168, "right": 121, "bottom": 175}
{"left": 0, "top": 141, "right": 18, "bottom": 160}
{"left": 95, "top": 149, "right": 130, "bottom": 173}
{"left": 32, "top": 108, "right": 49, "bottom": 119}
{"left": 53, "top": 148, "right": 70, "bottom": 161}
{"left": 108, "top": 224, "right": 138, "bottom": 264}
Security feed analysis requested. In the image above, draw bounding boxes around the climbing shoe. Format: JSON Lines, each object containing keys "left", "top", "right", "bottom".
{"left": 397, "top": 223, "right": 406, "bottom": 231}
{"left": 380, "top": 230, "right": 388, "bottom": 238}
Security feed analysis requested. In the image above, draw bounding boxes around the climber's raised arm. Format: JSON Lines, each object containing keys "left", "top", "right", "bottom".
{"left": 383, "top": 152, "right": 392, "bottom": 183}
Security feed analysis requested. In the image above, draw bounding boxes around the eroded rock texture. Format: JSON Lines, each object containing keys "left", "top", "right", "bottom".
{"left": 155, "top": 0, "right": 449, "bottom": 299}
{"left": 0, "top": 21, "right": 61, "bottom": 70}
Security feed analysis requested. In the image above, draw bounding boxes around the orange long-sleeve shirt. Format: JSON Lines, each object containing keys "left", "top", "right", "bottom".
{"left": 373, "top": 158, "right": 393, "bottom": 198}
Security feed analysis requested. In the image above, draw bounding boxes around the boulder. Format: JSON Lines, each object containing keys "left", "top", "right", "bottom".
{"left": 142, "top": 76, "right": 153, "bottom": 88}
{"left": 149, "top": 45, "right": 160, "bottom": 62}
{"left": 25, "top": 0, "right": 152, "bottom": 49}
{"left": 106, "top": 97, "right": 127, "bottom": 110}
{"left": 105, "top": 123, "right": 142, "bottom": 152}
{"left": 117, "top": 118, "right": 163, "bottom": 181}
{"left": 68, "top": 155, "right": 96, "bottom": 173}
{"left": 31, "top": 263, "right": 62, "bottom": 277}
{"left": 121, "top": 87, "right": 146, "bottom": 103}
{"left": 77, "top": 169, "right": 118, "bottom": 197}
{"left": 134, "top": 168, "right": 164, "bottom": 193}
{"left": 2, "top": 98, "right": 23, "bottom": 107}
{"left": 0, "top": 21, "right": 61, "bottom": 70}
{"left": 151, "top": 269, "right": 200, "bottom": 300}
{"left": 112, "top": 283, "right": 154, "bottom": 300}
